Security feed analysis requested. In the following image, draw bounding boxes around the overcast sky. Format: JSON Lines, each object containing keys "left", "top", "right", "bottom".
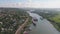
{"left": 0, "top": 0, "right": 60, "bottom": 8}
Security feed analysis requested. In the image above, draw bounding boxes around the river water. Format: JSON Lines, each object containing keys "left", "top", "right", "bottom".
{"left": 27, "top": 11, "right": 60, "bottom": 34}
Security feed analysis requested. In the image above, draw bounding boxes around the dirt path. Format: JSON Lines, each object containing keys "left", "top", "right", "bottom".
{"left": 15, "top": 18, "right": 29, "bottom": 34}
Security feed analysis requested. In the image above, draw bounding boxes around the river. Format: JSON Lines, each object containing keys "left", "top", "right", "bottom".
{"left": 27, "top": 11, "right": 60, "bottom": 34}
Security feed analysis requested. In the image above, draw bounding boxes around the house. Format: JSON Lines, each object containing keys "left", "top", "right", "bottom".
{"left": 0, "top": 22, "right": 3, "bottom": 24}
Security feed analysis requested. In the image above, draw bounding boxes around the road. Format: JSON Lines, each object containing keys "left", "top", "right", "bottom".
{"left": 28, "top": 12, "right": 60, "bottom": 34}
{"left": 15, "top": 18, "right": 29, "bottom": 34}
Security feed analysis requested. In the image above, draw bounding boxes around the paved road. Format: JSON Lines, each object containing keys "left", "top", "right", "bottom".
{"left": 28, "top": 12, "right": 60, "bottom": 34}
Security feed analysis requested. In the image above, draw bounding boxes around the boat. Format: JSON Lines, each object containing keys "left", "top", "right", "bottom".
{"left": 32, "top": 17, "right": 38, "bottom": 22}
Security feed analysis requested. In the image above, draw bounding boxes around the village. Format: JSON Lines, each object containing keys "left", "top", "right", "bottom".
{"left": 0, "top": 8, "right": 32, "bottom": 34}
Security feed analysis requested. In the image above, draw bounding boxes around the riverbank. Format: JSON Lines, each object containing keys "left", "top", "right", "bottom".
{"left": 32, "top": 11, "right": 60, "bottom": 32}
{"left": 47, "top": 18, "right": 60, "bottom": 32}
{"left": 28, "top": 12, "right": 60, "bottom": 34}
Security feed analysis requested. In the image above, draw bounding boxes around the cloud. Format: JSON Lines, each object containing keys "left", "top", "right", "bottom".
{"left": 0, "top": 0, "right": 60, "bottom": 8}
{"left": 18, "top": 0, "right": 60, "bottom": 8}
{"left": 0, "top": 3, "right": 20, "bottom": 8}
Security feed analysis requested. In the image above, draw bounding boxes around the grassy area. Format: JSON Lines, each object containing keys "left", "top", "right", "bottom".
{"left": 50, "top": 15, "right": 60, "bottom": 23}
{"left": 48, "top": 13, "right": 60, "bottom": 31}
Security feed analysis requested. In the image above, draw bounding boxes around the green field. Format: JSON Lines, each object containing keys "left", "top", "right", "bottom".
{"left": 48, "top": 13, "right": 60, "bottom": 31}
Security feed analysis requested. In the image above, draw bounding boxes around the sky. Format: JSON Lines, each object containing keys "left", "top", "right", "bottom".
{"left": 0, "top": 0, "right": 60, "bottom": 8}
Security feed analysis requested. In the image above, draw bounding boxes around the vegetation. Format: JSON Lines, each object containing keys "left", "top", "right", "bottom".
{"left": 48, "top": 12, "right": 60, "bottom": 31}
{"left": 0, "top": 8, "right": 32, "bottom": 34}
{"left": 20, "top": 17, "right": 32, "bottom": 34}
{"left": 32, "top": 9, "right": 60, "bottom": 32}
